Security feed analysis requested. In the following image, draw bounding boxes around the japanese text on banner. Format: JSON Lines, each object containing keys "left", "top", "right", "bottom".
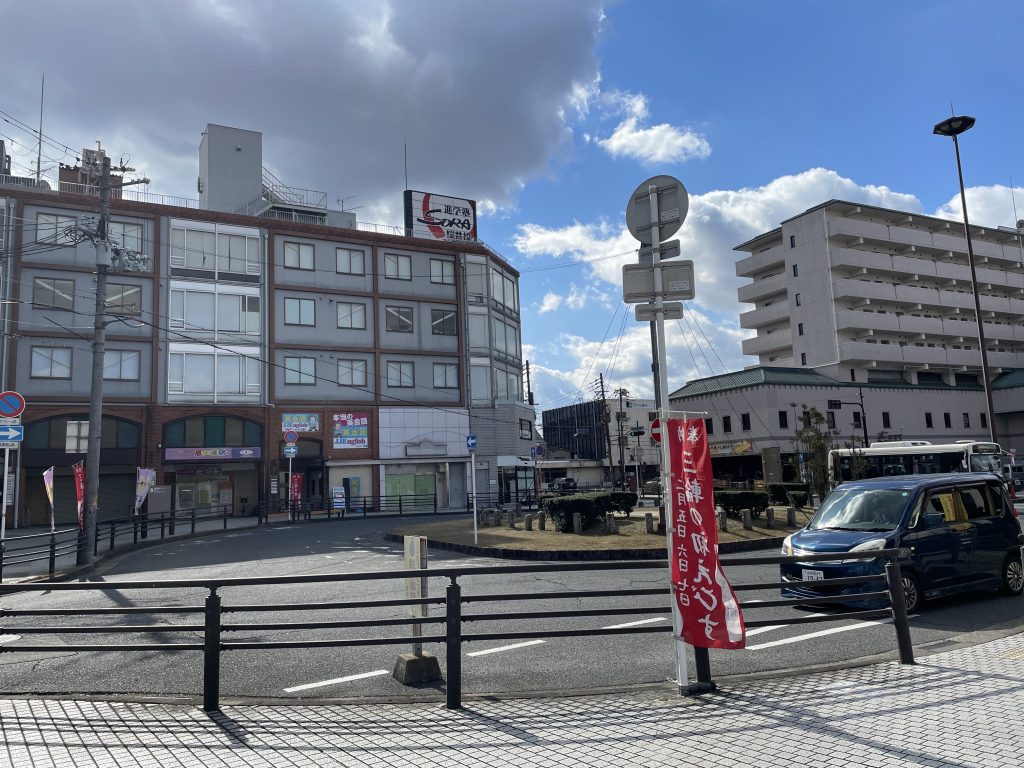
{"left": 667, "top": 418, "right": 746, "bottom": 649}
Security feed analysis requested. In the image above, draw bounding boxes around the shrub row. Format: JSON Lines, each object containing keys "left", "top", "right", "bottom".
{"left": 715, "top": 490, "right": 770, "bottom": 519}
{"left": 767, "top": 483, "right": 811, "bottom": 505}
{"left": 541, "top": 491, "right": 637, "bottom": 532}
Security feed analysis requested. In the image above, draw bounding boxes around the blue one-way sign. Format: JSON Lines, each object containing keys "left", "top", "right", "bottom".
{"left": 0, "top": 425, "right": 24, "bottom": 442}
{"left": 467, "top": 435, "right": 477, "bottom": 450}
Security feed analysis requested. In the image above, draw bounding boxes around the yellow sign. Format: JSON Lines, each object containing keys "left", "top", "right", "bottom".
{"left": 709, "top": 440, "right": 753, "bottom": 456}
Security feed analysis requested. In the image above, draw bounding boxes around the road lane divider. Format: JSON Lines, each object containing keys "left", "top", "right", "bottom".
{"left": 744, "top": 615, "right": 917, "bottom": 651}
{"left": 467, "top": 640, "right": 546, "bottom": 657}
{"left": 601, "top": 617, "right": 667, "bottom": 630}
{"left": 284, "top": 669, "right": 390, "bottom": 693}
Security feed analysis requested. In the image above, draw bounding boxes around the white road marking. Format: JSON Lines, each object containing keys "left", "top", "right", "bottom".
{"left": 0, "top": 635, "right": 20, "bottom": 645}
{"left": 284, "top": 669, "right": 390, "bottom": 693}
{"left": 745, "top": 613, "right": 826, "bottom": 637}
{"left": 745, "top": 616, "right": 910, "bottom": 650}
{"left": 603, "top": 617, "right": 667, "bottom": 630}
{"left": 467, "top": 640, "right": 546, "bottom": 657}
{"left": 323, "top": 555, "right": 334, "bottom": 559}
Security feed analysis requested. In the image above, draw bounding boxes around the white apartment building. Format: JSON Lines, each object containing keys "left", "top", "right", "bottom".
{"left": 669, "top": 199, "right": 1024, "bottom": 482}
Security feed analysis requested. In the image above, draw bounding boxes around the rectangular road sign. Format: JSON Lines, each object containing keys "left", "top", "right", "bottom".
{"left": 0, "top": 425, "right": 23, "bottom": 442}
{"left": 283, "top": 445, "right": 298, "bottom": 458}
{"left": 622, "top": 260, "right": 695, "bottom": 303}
{"left": 635, "top": 302, "right": 684, "bottom": 321}
{"left": 0, "top": 417, "right": 21, "bottom": 426}
{"left": 637, "top": 239, "right": 681, "bottom": 265}
{"left": 0, "top": 442, "right": 19, "bottom": 450}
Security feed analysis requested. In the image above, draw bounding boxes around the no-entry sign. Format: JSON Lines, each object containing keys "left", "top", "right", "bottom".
{"left": 650, "top": 418, "right": 662, "bottom": 443}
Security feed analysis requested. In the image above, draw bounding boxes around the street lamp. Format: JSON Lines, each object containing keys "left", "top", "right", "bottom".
{"left": 933, "top": 115, "right": 998, "bottom": 443}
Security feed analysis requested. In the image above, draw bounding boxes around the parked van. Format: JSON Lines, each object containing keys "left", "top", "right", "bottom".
{"left": 780, "top": 472, "right": 1024, "bottom": 613}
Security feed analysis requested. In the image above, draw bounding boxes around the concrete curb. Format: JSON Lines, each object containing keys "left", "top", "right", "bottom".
{"left": 383, "top": 530, "right": 788, "bottom": 560}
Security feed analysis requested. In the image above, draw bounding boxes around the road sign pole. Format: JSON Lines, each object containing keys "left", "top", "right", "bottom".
{"left": 1, "top": 447, "right": 9, "bottom": 542}
{"left": 470, "top": 449, "right": 478, "bottom": 546}
{"left": 288, "top": 455, "right": 293, "bottom": 518}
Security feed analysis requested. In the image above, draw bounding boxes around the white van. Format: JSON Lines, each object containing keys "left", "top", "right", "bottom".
{"left": 1003, "top": 464, "right": 1024, "bottom": 491}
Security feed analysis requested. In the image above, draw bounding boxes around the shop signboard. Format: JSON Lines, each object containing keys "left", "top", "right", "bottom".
{"left": 333, "top": 412, "right": 369, "bottom": 449}
{"left": 164, "top": 447, "right": 262, "bottom": 461}
{"left": 282, "top": 414, "right": 320, "bottom": 433}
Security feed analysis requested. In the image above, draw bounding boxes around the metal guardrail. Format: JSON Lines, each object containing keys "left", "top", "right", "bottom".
{"left": 257, "top": 494, "right": 443, "bottom": 523}
{"left": 0, "top": 551, "right": 913, "bottom": 711}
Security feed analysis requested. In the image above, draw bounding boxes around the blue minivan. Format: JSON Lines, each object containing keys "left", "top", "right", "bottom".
{"left": 780, "top": 473, "right": 1024, "bottom": 613}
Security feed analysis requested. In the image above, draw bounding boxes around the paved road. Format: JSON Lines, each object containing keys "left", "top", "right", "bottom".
{"left": 1, "top": 516, "right": 1021, "bottom": 703}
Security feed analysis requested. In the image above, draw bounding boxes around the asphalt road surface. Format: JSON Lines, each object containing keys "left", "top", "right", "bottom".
{"left": 1, "top": 516, "right": 1021, "bottom": 702}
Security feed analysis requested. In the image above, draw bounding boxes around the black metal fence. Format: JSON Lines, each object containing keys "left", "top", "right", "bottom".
{"left": 257, "top": 493, "right": 443, "bottom": 521}
{"left": 0, "top": 551, "right": 913, "bottom": 710}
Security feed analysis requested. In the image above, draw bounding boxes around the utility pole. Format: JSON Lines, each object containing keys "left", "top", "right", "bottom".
{"left": 598, "top": 374, "right": 614, "bottom": 487}
{"left": 614, "top": 387, "right": 629, "bottom": 486}
{"left": 78, "top": 152, "right": 148, "bottom": 565}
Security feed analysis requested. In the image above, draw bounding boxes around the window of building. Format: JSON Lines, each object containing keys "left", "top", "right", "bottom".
{"left": 882, "top": 412, "right": 891, "bottom": 429}
{"left": 705, "top": 417, "right": 713, "bottom": 435}
{"left": 217, "top": 233, "right": 259, "bottom": 275}
{"left": 32, "top": 277, "right": 75, "bottom": 310}
{"left": 465, "top": 262, "right": 487, "bottom": 296}
{"left": 337, "top": 359, "right": 367, "bottom": 387}
{"left": 467, "top": 313, "right": 488, "bottom": 347}
{"left": 106, "top": 284, "right": 141, "bottom": 315}
{"left": 36, "top": 212, "right": 77, "bottom": 244}
{"left": 336, "top": 247, "right": 364, "bottom": 275}
{"left": 981, "top": 412, "right": 988, "bottom": 430}
{"left": 386, "top": 361, "right": 414, "bottom": 387}
{"left": 284, "top": 356, "right": 315, "bottom": 385}
{"left": 826, "top": 411, "right": 836, "bottom": 430}
{"left": 217, "top": 294, "right": 261, "bottom": 334}
{"left": 944, "top": 412, "right": 952, "bottom": 429}
{"left": 853, "top": 411, "right": 862, "bottom": 428}
{"left": 792, "top": 264, "right": 799, "bottom": 277}
{"left": 386, "top": 306, "right": 414, "bottom": 333}
{"left": 336, "top": 302, "right": 366, "bottom": 329}
{"left": 492, "top": 318, "right": 520, "bottom": 358}
{"left": 168, "top": 350, "right": 260, "bottom": 398}
{"left": 169, "top": 288, "right": 259, "bottom": 335}
{"left": 923, "top": 412, "right": 933, "bottom": 429}
{"left": 162, "top": 416, "right": 260, "bottom": 449}
{"left": 962, "top": 412, "right": 970, "bottom": 429}
{"left": 433, "top": 363, "right": 458, "bottom": 389}
{"left": 789, "top": 235, "right": 796, "bottom": 248}
{"left": 519, "top": 419, "right": 533, "bottom": 440}
{"left": 103, "top": 350, "right": 140, "bottom": 381}
{"left": 741, "top": 413, "right": 751, "bottom": 431}
{"left": 65, "top": 420, "right": 89, "bottom": 453}
{"left": 169, "top": 225, "right": 260, "bottom": 276}
{"left": 800, "top": 352, "right": 807, "bottom": 366}
{"left": 284, "top": 297, "right": 315, "bottom": 326}
{"left": 430, "top": 259, "right": 455, "bottom": 285}
{"left": 431, "top": 308, "right": 456, "bottom": 336}
{"left": 722, "top": 415, "right": 732, "bottom": 433}
{"left": 798, "top": 322, "right": 804, "bottom": 336}
{"left": 108, "top": 221, "right": 142, "bottom": 253}
{"left": 31, "top": 347, "right": 71, "bottom": 378}
{"left": 850, "top": 368, "right": 857, "bottom": 382}
{"left": 490, "top": 268, "right": 519, "bottom": 311}
{"left": 795, "top": 293, "right": 801, "bottom": 307}
{"left": 470, "top": 364, "right": 491, "bottom": 403}
{"left": 778, "top": 411, "right": 788, "bottom": 430}
{"left": 283, "top": 241, "right": 314, "bottom": 270}
{"left": 384, "top": 253, "right": 411, "bottom": 280}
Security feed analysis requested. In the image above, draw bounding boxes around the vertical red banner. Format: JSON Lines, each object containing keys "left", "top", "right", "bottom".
{"left": 668, "top": 418, "right": 746, "bottom": 649}
{"left": 290, "top": 472, "right": 303, "bottom": 503}
{"left": 72, "top": 461, "right": 86, "bottom": 530}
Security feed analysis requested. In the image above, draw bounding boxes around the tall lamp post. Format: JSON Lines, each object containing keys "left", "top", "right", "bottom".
{"left": 933, "top": 115, "right": 998, "bottom": 444}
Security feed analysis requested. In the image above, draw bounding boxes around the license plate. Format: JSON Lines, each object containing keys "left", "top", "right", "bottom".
{"left": 802, "top": 568, "right": 825, "bottom": 581}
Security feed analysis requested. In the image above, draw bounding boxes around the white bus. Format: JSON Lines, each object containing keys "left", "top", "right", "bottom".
{"left": 829, "top": 440, "right": 1005, "bottom": 484}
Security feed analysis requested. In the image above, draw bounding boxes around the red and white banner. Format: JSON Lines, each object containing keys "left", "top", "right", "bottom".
{"left": 290, "top": 472, "right": 303, "bottom": 503}
{"left": 72, "top": 461, "right": 86, "bottom": 530}
{"left": 668, "top": 418, "right": 746, "bottom": 649}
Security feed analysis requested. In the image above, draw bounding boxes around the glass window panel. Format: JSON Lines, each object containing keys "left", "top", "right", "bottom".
{"left": 386, "top": 361, "right": 414, "bottom": 387}
{"left": 244, "top": 296, "right": 260, "bottom": 334}
{"left": 493, "top": 319, "right": 507, "bottom": 353}
{"left": 218, "top": 294, "right": 241, "bottom": 332}
{"left": 336, "top": 247, "right": 365, "bottom": 275}
{"left": 217, "top": 355, "right": 242, "bottom": 393}
{"left": 188, "top": 354, "right": 215, "bottom": 393}
{"left": 170, "top": 228, "right": 186, "bottom": 266}
{"left": 386, "top": 306, "right": 413, "bottom": 333}
{"left": 117, "top": 420, "right": 139, "bottom": 449}
{"left": 185, "top": 416, "right": 204, "bottom": 447}
{"left": 337, "top": 302, "right": 366, "bottom": 329}
{"left": 33, "top": 278, "right": 75, "bottom": 310}
{"left": 106, "top": 284, "right": 141, "bottom": 314}
{"left": 168, "top": 353, "right": 183, "bottom": 392}
{"left": 245, "top": 357, "right": 260, "bottom": 394}
{"left": 205, "top": 416, "right": 225, "bottom": 447}
{"left": 466, "top": 263, "right": 487, "bottom": 296}
{"left": 430, "top": 259, "right": 454, "bottom": 284}
{"left": 385, "top": 253, "right": 411, "bottom": 279}
{"left": 470, "top": 365, "right": 490, "bottom": 402}
{"left": 169, "top": 290, "right": 185, "bottom": 328}
{"left": 495, "top": 370, "right": 509, "bottom": 399}
{"left": 338, "top": 359, "right": 367, "bottom": 386}
{"left": 506, "top": 324, "right": 518, "bottom": 357}
{"left": 190, "top": 292, "right": 216, "bottom": 331}
{"left": 243, "top": 421, "right": 261, "bottom": 446}
{"left": 164, "top": 420, "right": 184, "bottom": 448}
{"left": 225, "top": 417, "right": 243, "bottom": 446}
{"left": 285, "top": 298, "right": 315, "bottom": 325}
{"left": 468, "top": 313, "right": 488, "bottom": 347}
{"left": 433, "top": 363, "right": 458, "bottom": 388}
{"left": 431, "top": 309, "right": 456, "bottom": 336}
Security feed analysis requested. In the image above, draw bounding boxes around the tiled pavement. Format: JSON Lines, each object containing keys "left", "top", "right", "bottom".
{"left": 2, "top": 633, "right": 1023, "bottom": 767}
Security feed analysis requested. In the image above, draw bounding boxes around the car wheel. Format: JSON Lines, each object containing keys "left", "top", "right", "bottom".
{"left": 900, "top": 573, "right": 922, "bottom": 614}
{"left": 1000, "top": 552, "right": 1024, "bottom": 596}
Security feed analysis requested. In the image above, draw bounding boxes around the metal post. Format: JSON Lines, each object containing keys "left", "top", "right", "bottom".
{"left": 287, "top": 455, "right": 293, "bottom": 521}
{"left": 48, "top": 532, "right": 56, "bottom": 577}
{"left": 648, "top": 184, "right": 689, "bottom": 692}
{"left": 191, "top": 508, "right": 196, "bottom": 535}
{"left": 203, "top": 588, "right": 223, "bottom": 712}
{"left": 884, "top": 561, "right": 915, "bottom": 665}
{"left": 0, "top": 447, "right": 8, "bottom": 555}
{"left": 108, "top": 522, "right": 114, "bottom": 550}
{"left": 445, "top": 579, "right": 463, "bottom": 709}
{"left": 470, "top": 449, "right": 478, "bottom": 546}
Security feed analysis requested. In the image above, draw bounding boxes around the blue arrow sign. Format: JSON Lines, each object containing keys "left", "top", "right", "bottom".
{"left": 467, "top": 435, "right": 477, "bottom": 450}
{"left": 283, "top": 445, "right": 298, "bottom": 457}
{"left": 0, "top": 425, "right": 23, "bottom": 442}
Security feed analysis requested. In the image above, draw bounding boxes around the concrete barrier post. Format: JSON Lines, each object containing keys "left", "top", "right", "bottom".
{"left": 718, "top": 508, "right": 727, "bottom": 533}
{"left": 742, "top": 508, "right": 753, "bottom": 531}
{"left": 538, "top": 511, "right": 546, "bottom": 530}
{"left": 766, "top": 508, "right": 775, "bottom": 529}
{"left": 787, "top": 506, "right": 797, "bottom": 527}
{"left": 645, "top": 512, "right": 654, "bottom": 534}
{"left": 525, "top": 514, "right": 534, "bottom": 531}
{"left": 507, "top": 511, "right": 516, "bottom": 529}
{"left": 606, "top": 514, "right": 617, "bottom": 533}
{"left": 572, "top": 512, "right": 583, "bottom": 534}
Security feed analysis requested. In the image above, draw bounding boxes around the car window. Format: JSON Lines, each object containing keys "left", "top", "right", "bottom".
{"left": 925, "top": 490, "right": 959, "bottom": 523}
{"left": 957, "top": 485, "right": 994, "bottom": 520}
{"left": 809, "top": 488, "right": 910, "bottom": 531}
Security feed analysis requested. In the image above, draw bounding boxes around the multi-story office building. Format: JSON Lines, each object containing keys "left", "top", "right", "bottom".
{"left": 0, "top": 124, "right": 534, "bottom": 526}
{"left": 670, "top": 199, "right": 1024, "bottom": 481}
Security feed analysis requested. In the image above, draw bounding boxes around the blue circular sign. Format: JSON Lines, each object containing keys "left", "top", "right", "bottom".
{"left": 0, "top": 391, "right": 26, "bottom": 418}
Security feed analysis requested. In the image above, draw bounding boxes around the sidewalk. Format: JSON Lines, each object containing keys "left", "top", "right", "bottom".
{"left": 3, "top": 633, "right": 1022, "bottom": 767}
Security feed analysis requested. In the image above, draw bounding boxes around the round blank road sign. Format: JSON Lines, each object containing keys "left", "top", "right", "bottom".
{"left": 625, "top": 175, "right": 688, "bottom": 245}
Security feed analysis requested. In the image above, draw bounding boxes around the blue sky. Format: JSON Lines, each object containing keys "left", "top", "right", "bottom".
{"left": 5, "top": 0, "right": 1024, "bottom": 421}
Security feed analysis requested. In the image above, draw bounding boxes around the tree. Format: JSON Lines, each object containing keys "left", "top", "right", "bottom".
{"left": 794, "top": 407, "right": 837, "bottom": 504}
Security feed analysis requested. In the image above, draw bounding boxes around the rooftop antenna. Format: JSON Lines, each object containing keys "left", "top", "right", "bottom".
{"left": 35, "top": 74, "right": 44, "bottom": 183}
{"left": 1011, "top": 176, "right": 1024, "bottom": 270}
{"left": 404, "top": 142, "right": 408, "bottom": 190}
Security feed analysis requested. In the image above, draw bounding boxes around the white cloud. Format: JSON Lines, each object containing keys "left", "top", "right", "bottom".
{"left": 933, "top": 184, "right": 1024, "bottom": 229}
{"left": 537, "top": 292, "right": 563, "bottom": 314}
{"left": 591, "top": 89, "right": 711, "bottom": 164}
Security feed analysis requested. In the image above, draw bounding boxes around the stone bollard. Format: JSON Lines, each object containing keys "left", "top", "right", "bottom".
{"left": 718, "top": 507, "right": 728, "bottom": 533}
{"left": 525, "top": 514, "right": 534, "bottom": 531}
{"left": 515, "top": 502, "right": 522, "bottom": 517}
{"left": 538, "top": 511, "right": 546, "bottom": 530}
{"left": 492, "top": 510, "right": 502, "bottom": 527}
{"left": 766, "top": 508, "right": 775, "bottom": 529}
{"left": 606, "top": 514, "right": 617, "bottom": 533}
{"left": 645, "top": 512, "right": 654, "bottom": 534}
{"left": 572, "top": 512, "right": 583, "bottom": 534}
{"left": 742, "top": 508, "right": 753, "bottom": 531}
{"left": 787, "top": 506, "right": 797, "bottom": 527}
{"left": 478, "top": 509, "right": 488, "bottom": 526}
{"left": 508, "top": 510, "right": 517, "bottom": 529}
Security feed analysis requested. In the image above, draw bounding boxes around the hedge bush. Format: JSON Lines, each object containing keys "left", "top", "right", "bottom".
{"left": 542, "top": 494, "right": 600, "bottom": 532}
{"left": 783, "top": 483, "right": 810, "bottom": 496}
{"left": 608, "top": 491, "right": 638, "bottom": 517}
{"left": 767, "top": 484, "right": 789, "bottom": 505}
{"left": 790, "top": 491, "right": 808, "bottom": 509}
{"left": 715, "top": 490, "right": 770, "bottom": 519}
